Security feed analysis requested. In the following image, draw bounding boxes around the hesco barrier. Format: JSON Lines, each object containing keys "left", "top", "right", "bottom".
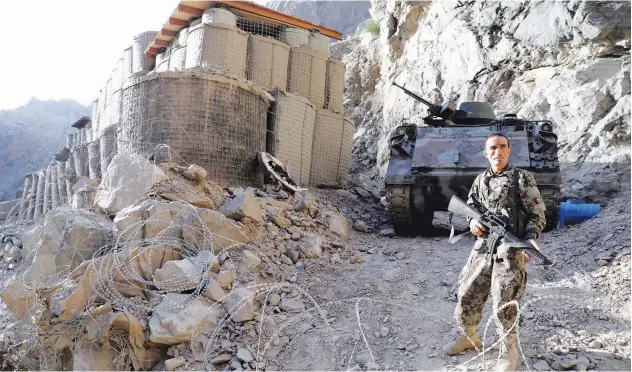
{"left": 34, "top": 170, "right": 44, "bottom": 219}
{"left": 269, "top": 89, "right": 316, "bottom": 186}
{"left": 155, "top": 52, "right": 170, "bottom": 72}
{"left": 105, "top": 89, "right": 122, "bottom": 136}
{"left": 247, "top": 35, "right": 289, "bottom": 91}
{"left": 202, "top": 8, "right": 238, "bottom": 27}
{"left": 169, "top": 46, "right": 186, "bottom": 71}
{"left": 288, "top": 46, "right": 327, "bottom": 109}
{"left": 90, "top": 99, "right": 99, "bottom": 136}
{"left": 100, "top": 126, "right": 118, "bottom": 176}
{"left": 132, "top": 31, "right": 158, "bottom": 75}
{"left": 120, "top": 70, "right": 271, "bottom": 187}
{"left": 282, "top": 27, "right": 309, "bottom": 47}
{"left": 177, "top": 27, "right": 189, "bottom": 47}
{"left": 122, "top": 45, "right": 133, "bottom": 81}
{"left": 310, "top": 109, "right": 354, "bottom": 187}
{"left": 185, "top": 23, "right": 248, "bottom": 78}
{"left": 73, "top": 145, "right": 89, "bottom": 178}
{"left": 87, "top": 142, "right": 101, "bottom": 180}
{"left": 325, "top": 58, "right": 345, "bottom": 113}
{"left": 308, "top": 31, "right": 330, "bottom": 57}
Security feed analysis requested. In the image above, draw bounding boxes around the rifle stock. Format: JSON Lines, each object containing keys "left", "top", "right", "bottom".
{"left": 448, "top": 196, "right": 482, "bottom": 221}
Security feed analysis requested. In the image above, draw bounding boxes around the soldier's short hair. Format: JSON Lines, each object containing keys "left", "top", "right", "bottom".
{"left": 486, "top": 132, "right": 510, "bottom": 148}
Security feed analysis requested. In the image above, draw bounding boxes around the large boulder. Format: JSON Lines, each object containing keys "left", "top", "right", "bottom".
{"left": 326, "top": 212, "right": 350, "bottom": 243}
{"left": 299, "top": 234, "right": 323, "bottom": 258}
{"left": 0, "top": 282, "right": 37, "bottom": 319}
{"left": 23, "top": 208, "right": 114, "bottom": 286}
{"left": 149, "top": 294, "right": 221, "bottom": 345}
{"left": 153, "top": 251, "right": 218, "bottom": 292}
{"left": 264, "top": 204, "right": 291, "bottom": 228}
{"left": 72, "top": 176, "right": 98, "bottom": 193}
{"left": 73, "top": 304, "right": 160, "bottom": 370}
{"left": 114, "top": 199, "right": 190, "bottom": 243}
{"left": 181, "top": 208, "right": 250, "bottom": 253}
{"left": 224, "top": 287, "right": 255, "bottom": 322}
{"left": 153, "top": 258, "right": 201, "bottom": 292}
{"left": 57, "top": 243, "right": 182, "bottom": 321}
{"left": 182, "top": 164, "right": 208, "bottom": 183}
{"left": 114, "top": 199, "right": 249, "bottom": 252}
{"left": 219, "top": 191, "right": 264, "bottom": 223}
{"left": 95, "top": 153, "right": 169, "bottom": 215}
{"left": 71, "top": 185, "right": 97, "bottom": 210}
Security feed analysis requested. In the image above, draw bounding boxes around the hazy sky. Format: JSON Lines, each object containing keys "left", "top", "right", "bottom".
{"left": 0, "top": 0, "right": 265, "bottom": 110}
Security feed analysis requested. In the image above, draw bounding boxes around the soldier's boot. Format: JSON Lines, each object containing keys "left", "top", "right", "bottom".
{"left": 495, "top": 334, "right": 519, "bottom": 372}
{"left": 443, "top": 326, "right": 482, "bottom": 355}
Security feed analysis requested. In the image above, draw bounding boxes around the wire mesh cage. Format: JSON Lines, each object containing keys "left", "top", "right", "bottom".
{"left": 155, "top": 51, "right": 170, "bottom": 72}
{"left": 282, "top": 27, "right": 310, "bottom": 47}
{"left": 325, "top": 58, "right": 345, "bottom": 113}
{"left": 268, "top": 89, "right": 317, "bottom": 186}
{"left": 308, "top": 31, "right": 331, "bottom": 57}
{"left": 310, "top": 109, "right": 354, "bottom": 187}
{"left": 87, "top": 142, "right": 101, "bottom": 180}
{"left": 119, "top": 70, "right": 271, "bottom": 187}
{"left": 132, "top": 31, "right": 158, "bottom": 75}
{"left": 287, "top": 46, "right": 328, "bottom": 109}
{"left": 247, "top": 34, "right": 290, "bottom": 91}
{"left": 203, "top": 7, "right": 238, "bottom": 27}
{"left": 237, "top": 17, "right": 287, "bottom": 42}
{"left": 185, "top": 23, "right": 248, "bottom": 78}
{"left": 99, "top": 126, "right": 118, "bottom": 177}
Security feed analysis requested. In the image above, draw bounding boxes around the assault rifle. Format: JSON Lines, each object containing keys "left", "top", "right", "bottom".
{"left": 448, "top": 195, "right": 553, "bottom": 265}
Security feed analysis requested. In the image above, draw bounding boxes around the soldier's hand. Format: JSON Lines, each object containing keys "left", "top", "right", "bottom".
{"left": 469, "top": 219, "right": 486, "bottom": 236}
{"left": 523, "top": 239, "right": 541, "bottom": 261}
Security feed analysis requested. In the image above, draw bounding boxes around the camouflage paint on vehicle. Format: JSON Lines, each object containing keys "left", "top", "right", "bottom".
{"left": 385, "top": 84, "right": 562, "bottom": 235}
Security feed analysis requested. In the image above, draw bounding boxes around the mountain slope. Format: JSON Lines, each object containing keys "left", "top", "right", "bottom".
{"left": 266, "top": 0, "right": 371, "bottom": 37}
{"left": 345, "top": 0, "right": 630, "bottom": 203}
{"left": 0, "top": 99, "right": 91, "bottom": 201}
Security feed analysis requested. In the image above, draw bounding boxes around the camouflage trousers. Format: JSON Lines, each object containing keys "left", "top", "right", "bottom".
{"left": 454, "top": 238, "right": 527, "bottom": 336}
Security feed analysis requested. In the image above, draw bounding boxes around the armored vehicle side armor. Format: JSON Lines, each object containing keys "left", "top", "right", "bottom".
{"left": 385, "top": 83, "right": 561, "bottom": 235}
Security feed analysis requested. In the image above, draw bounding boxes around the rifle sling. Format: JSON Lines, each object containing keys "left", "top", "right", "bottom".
{"left": 449, "top": 225, "right": 470, "bottom": 244}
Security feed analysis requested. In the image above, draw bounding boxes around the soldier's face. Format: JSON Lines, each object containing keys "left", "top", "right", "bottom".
{"left": 484, "top": 136, "right": 511, "bottom": 170}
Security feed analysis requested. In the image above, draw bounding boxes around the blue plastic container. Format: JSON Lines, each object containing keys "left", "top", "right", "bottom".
{"left": 557, "top": 199, "right": 601, "bottom": 229}
{"left": 566, "top": 199, "right": 584, "bottom": 205}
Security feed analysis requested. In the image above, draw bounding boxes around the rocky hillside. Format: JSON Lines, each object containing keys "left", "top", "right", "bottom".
{"left": 345, "top": 0, "right": 631, "bottom": 203}
{"left": 0, "top": 99, "right": 91, "bottom": 201}
{"left": 266, "top": 0, "right": 371, "bottom": 37}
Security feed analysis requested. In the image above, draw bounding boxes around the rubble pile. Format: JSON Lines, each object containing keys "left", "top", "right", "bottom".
{"left": 544, "top": 192, "right": 631, "bottom": 271}
{"left": 0, "top": 153, "right": 366, "bottom": 371}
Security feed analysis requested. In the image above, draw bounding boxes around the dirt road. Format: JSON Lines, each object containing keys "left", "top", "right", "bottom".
{"left": 269, "top": 203, "right": 631, "bottom": 371}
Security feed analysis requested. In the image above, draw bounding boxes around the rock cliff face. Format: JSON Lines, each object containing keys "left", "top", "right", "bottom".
{"left": 0, "top": 99, "right": 90, "bottom": 201}
{"left": 266, "top": 0, "right": 371, "bottom": 36}
{"left": 345, "top": 0, "right": 631, "bottom": 203}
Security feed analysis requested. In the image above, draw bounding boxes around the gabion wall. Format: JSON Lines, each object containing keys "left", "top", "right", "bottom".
{"left": 247, "top": 35, "right": 289, "bottom": 91}
{"left": 269, "top": 89, "right": 316, "bottom": 186}
{"left": 185, "top": 24, "right": 248, "bottom": 78}
{"left": 325, "top": 58, "right": 345, "bottom": 113}
{"left": 310, "top": 109, "right": 354, "bottom": 187}
{"left": 120, "top": 71, "right": 270, "bottom": 187}
{"left": 287, "top": 46, "right": 327, "bottom": 109}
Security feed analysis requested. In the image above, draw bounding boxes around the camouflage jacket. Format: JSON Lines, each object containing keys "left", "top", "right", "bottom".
{"left": 467, "top": 164, "right": 546, "bottom": 241}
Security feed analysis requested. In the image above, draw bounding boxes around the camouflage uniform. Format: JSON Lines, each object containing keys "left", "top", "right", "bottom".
{"left": 454, "top": 164, "right": 546, "bottom": 335}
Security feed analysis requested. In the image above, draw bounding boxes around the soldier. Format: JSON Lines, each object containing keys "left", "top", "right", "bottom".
{"left": 443, "top": 133, "right": 546, "bottom": 371}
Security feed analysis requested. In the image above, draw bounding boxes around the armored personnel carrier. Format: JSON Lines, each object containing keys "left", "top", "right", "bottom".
{"left": 385, "top": 82, "right": 561, "bottom": 235}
